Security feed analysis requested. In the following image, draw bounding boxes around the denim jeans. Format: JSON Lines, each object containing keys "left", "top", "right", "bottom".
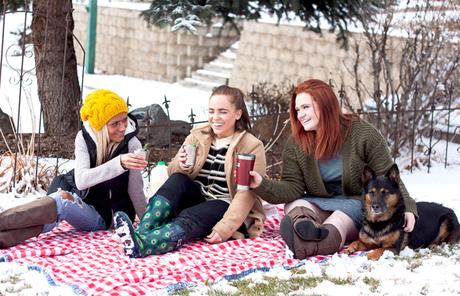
{"left": 42, "top": 190, "right": 106, "bottom": 233}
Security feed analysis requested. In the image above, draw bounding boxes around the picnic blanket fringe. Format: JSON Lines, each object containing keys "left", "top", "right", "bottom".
{"left": 0, "top": 206, "right": 366, "bottom": 295}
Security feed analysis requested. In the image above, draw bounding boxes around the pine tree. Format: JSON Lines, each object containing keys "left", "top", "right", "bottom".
{"left": 141, "top": 0, "right": 388, "bottom": 46}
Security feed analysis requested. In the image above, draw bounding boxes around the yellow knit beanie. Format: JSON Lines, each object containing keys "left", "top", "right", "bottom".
{"left": 80, "top": 89, "right": 128, "bottom": 130}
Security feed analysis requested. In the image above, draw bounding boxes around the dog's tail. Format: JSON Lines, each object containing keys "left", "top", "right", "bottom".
{"left": 444, "top": 212, "right": 460, "bottom": 244}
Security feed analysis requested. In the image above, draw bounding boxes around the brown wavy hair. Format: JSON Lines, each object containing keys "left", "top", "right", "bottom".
{"left": 290, "top": 79, "right": 356, "bottom": 160}
{"left": 210, "top": 85, "right": 251, "bottom": 131}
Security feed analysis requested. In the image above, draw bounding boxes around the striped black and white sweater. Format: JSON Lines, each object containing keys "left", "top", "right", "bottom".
{"left": 194, "top": 136, "right": 232, "bottom": 201}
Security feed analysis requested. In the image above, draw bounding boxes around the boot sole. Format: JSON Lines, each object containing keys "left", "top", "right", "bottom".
{"left": 279, "top": 215, "right": 295, "bottom": 253}
{"left": 294, "top": 220, "right": 329, "bottom": 241}
{"left": 113, "top": 212, "right": 142, "bottom": 258}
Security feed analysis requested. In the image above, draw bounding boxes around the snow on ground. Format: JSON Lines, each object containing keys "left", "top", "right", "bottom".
{"left": 1, "top": 43, "right": 460, "bottom": 296}
{"left": 0, "top": 7, "right": 459, "bottom": 296}
{"left": 0, "top": 145, "right": 459, "bottom": 295}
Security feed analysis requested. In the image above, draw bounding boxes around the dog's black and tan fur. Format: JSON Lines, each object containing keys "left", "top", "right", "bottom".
{"left": 346, "top": 164, "right": 460, "bottom": 260}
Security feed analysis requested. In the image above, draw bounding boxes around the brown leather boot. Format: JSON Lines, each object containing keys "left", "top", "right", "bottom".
{"left": 289, "top": 207, "right": 328, "bottom": 241}
{"left": 0, "top": 225, "right": 43, "bottom": 248}
{"left": 293, "top": 224, "right": 342, "bottom": 259}
{"left": 0, "top": 197, "right": 57, "bottom": 231}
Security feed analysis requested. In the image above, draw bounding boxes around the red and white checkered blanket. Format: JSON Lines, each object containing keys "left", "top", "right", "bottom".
{"left": 0, "top": 206, "right": 359, "bottom": 295}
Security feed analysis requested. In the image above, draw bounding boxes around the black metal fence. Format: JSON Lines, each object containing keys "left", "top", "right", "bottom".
{"left": 0, "top": 6, "right": 459, "bottom": 193}
{"left": 139, "top": 85, "right": 459, "bottom": 177}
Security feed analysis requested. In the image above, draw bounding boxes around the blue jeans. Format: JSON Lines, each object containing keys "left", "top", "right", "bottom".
{"left": 42, "top": 191, "right": 106, "bottom": 233}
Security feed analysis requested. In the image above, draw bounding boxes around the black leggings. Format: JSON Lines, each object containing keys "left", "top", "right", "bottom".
{"left": 156, "top": 173, "right": 247, "bottom": 241}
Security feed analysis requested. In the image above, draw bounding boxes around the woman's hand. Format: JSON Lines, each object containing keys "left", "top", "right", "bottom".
{"left": 205, "top": 230, "right": 223, "bottom": 244}
{"left": 403, "top": 212, "right": 416, "bottom": 232}
{"left": 249, "top": 171, "right": 262, "bottom": 189}
{"left": 178, "top": 146, "right": 192, "bottom": 172}
{"left": 120, "top": 153, "right": 147, "bottom": 170}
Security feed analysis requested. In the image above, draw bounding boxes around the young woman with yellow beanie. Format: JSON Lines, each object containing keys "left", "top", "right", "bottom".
{"left": 0, "top": 89, "right": 147, "bottom": 248}
{"left": 113, "top": 85, "right": 266, "bottom": 258}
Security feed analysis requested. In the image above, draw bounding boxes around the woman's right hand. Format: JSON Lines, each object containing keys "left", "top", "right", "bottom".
{"left": 249, "top": 171, "right": 262, "bottom": 189}
{"left": 178, "top": 146, "right": 192, "bottom": 172}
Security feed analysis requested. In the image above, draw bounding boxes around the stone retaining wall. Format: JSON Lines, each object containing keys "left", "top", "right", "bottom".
{"left": 230, "top": 21, "right": 402, "bottom": 106}
{"left": 73, "top": 4, "right": 238, "bottom": 82}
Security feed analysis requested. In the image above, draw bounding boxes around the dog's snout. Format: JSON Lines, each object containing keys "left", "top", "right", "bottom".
{"left": 371, "top": 203, "right": 381, "bottom": 213}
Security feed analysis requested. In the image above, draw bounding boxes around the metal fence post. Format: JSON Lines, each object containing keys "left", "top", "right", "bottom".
{"left": 162, "top": 95, "right": 171, "bottom": 159}
{"left": 444, "top": 83, "right": 453, "bottom": 168}
{"left": 85, "top": 0, "right": 97, "bottom": 74}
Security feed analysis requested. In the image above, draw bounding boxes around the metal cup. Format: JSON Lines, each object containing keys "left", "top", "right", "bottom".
{"left": 236, "top": 153, "right": 256, "bottom": 191}
{"left": 183, "top": 144, "right": 197, "bottom": 168}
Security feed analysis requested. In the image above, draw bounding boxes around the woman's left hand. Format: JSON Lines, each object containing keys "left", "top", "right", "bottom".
{"left": 403, "top": 212, "right": 416, "bottom": 232}
{"left": 120, "top": 153, "right": 147, "bottom": 170}
{"left": 205, "top": 230, "right": 223, "bottom": 244}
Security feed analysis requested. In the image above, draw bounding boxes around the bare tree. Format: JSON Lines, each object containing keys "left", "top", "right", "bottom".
{"left": 344, "top": 1, "right": 460, "bottom": 168}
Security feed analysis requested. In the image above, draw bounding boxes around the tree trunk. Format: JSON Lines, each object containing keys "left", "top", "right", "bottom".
{"left": 31, "top": 0, "right": 80, "bottom": 135}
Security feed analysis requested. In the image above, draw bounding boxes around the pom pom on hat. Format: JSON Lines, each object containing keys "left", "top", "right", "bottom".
{"left": 80, "top": 89, "right": 128, "bottom": 130}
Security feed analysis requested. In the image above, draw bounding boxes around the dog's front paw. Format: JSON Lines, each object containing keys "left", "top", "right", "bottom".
{"left": 345, "top": 240, "right": 361, "bottom": 254}
{"left": 367, "top": 248, "right": 385, "bottom": 261}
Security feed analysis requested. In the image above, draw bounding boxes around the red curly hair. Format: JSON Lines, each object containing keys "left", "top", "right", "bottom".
{"left": 290, "top": 79, "right": 356, "bottom": 160}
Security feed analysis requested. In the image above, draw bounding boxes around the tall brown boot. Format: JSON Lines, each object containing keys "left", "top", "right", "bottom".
{"left": 0, "top": 197, "right": 57, "bottom": 231}
{"left": 289, "top": 206, "right": 329, "bottom": 241}
{"left": 280, "top": 206, "right": 324, "bottom": 254}
{"left": 0, "top": 225, "right": 43, "bottom": 248}
{"left": 293, "top": 224, "right": 342, "bottom": 259}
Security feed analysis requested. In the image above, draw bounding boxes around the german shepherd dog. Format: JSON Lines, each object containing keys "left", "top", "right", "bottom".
{"left": 346, "top": 164, "right": 460, "bottom": 260}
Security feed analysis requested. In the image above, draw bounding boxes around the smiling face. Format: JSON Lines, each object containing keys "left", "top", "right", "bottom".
{"left": 295, "top": 93, "right": 320, "bottom": 132}
{"left": 208, "top": 94, "right": 242, "bottom": 139}
{"left": 107, "top": 112, "right": 128, "bottom": 143}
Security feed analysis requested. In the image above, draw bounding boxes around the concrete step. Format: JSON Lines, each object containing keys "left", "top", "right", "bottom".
{"left": 177, "top": 41, "right": 238, "bottom": 92}
{"left": 213, "top": 55, "right": 235, "bottom": 65}
{"left": 183, "top": 77, "right": 221, "bottom": 88}
{"left": 196, "top": 69, "right": 231, "bottom": 79}
{"left": 191, "top": 72, "right": 228, "bottom": 85}
{"left": 203, "top": 63, "right": 233, "bottom": 74}
{"left": 210, "top": 60, "right": 233, "bottom": 68}
{"left": 221, "top": 50, "right": 236, "bottom": 60}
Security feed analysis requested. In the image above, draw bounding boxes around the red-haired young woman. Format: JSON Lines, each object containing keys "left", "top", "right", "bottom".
{"left": 249, "top": 79, "right": 417, "bottom": 259}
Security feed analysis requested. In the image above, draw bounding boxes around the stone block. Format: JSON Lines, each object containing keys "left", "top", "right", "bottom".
{"left": 268, "top": 61, "right": 283, "bottom": 73}
{"left": 279, "top": 51, "right": 293, "bottom": 63}
{"left": 167, "top": 44, "right": 187, "bottom": 56}
{"left": 308, "top": 54, "right": 323, "bottom": 68}
{"left": 177, "top": 33, "right": 199, "bottom": 46}
{"left": 279, "top": 25, "right": 297, "bottom": 38}
{"left": 202, "top": 37, "right": 219, "bottom": 47}
{"left": 186, "top": 46, "right": 207, "bottom": 57}
{"left": 254, "top": 60, "right": 269, "bottom": 71}
{"left": 293, "top": 51, "right": 309, "bottom": 65}
{"left": 253, "top": 22, "right": 269, "bottom": 34}
{"left": 260, "top": 47, "right": 280, "bottom": 61}
{"left": 302, "top": 38, "right": 315, "bottom": 54}
{"left": 289, "top": 63, "right": 301, "bottom": 76}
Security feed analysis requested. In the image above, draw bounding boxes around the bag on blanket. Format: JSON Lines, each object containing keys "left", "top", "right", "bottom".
{"left": 47, "top": 169, "right": 88, "bottom": 198}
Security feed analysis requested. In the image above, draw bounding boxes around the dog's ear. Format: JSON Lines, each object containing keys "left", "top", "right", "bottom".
{"left": 362, "top": 165, "right": 375, "bottom": 187}
{"left": 385, "top": 164, "right": 400, "bottom": 184}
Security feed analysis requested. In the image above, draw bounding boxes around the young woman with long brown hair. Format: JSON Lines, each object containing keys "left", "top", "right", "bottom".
{"left": 249, "top": 79, "right": 417, "bottom": 259}
{"left": 113, "top": 85, "right": 266, "bottom": 258}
